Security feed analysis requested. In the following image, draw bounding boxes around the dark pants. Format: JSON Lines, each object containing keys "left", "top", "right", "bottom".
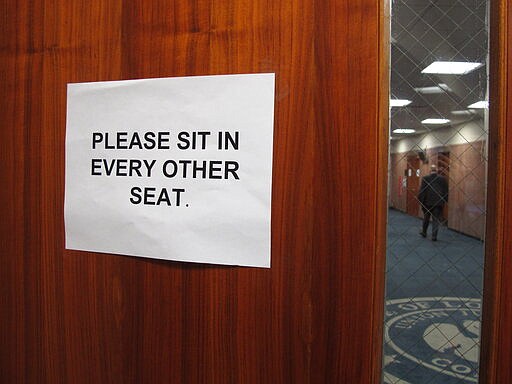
{"left": 422, "top": 205, "right": 444, "bottom": 239}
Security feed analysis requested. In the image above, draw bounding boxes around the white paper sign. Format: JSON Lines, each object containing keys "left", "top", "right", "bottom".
{"left": 65, "top": 73, "right": 275, "bottom": 267}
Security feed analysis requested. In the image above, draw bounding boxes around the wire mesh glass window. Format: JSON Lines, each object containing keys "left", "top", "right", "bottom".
{"left": 383, "top": 0, "right": 488, "bottom": 383}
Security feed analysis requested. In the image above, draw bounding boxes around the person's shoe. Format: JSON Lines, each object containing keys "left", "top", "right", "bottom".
{"left": 432, "top": 237, "right": 437, "bottom": 241}
{"left": 419, "top": 231, "right": 427, "bottom": 238}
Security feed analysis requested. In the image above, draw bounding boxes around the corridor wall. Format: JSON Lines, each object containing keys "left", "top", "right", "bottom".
{"left": 389, "top": 119, "right": 487, "bottom": 239}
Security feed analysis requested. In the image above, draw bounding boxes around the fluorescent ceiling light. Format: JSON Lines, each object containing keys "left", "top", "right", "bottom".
{"left": 414, "top": 86, "right": 443, "bottom": 94}
{"left": 467, "top": 100, "right": 489, "bottom": 109}
{"left": 451, "top": 110, "right": 475, "bottom": 116}
{"left": 414, "top": 83, "right": 452, "bottom": 94}
{"left": 390, "top": 99, "right": 412, "bottom": 107}
{"left": 393, "top": 129, "right": 416, "bottom": 134}
{"left": 422, "top": 61, "right": 483, "bottom": 75}
{"left": 422, "top": 118, "right": 450, "bottom": 124}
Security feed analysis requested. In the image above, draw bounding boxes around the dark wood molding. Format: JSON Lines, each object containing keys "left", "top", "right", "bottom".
{"left": 480, "top": 0, "right": 510, "bottom": 382}
{"left": 371, "top": 0, "right": 390, "bottom": 381}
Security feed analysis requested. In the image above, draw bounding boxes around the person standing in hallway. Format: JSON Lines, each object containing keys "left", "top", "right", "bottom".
{"left": 418, "top": 164, "right": 449, "bottom": 241}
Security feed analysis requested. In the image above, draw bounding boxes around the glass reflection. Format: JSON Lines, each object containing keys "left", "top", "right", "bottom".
{"left": 383, "top": 0, "right": 488, "bottom": 383}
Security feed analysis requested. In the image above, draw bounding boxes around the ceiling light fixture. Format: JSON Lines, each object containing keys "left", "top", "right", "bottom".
{"left": 392, "top": 129, "right": 416, "bottom": 134}
{"left": 438, "top": 83, "right": 452, "bottom": 91}
{"left": 467, "top": 100, "right": 489, "bottom": 109}
{"left": 390, "top": 99, "right": 412, "bottom": 107}
{"left": 451, "top": 110, "right": 475, "bottom": 116}
{"left": 421, "top": 61, "right": 483, "bottom": 75}
{"left": 421, "top": 118, "right": 450, "bottom": 124}
{"left": 414, "top": 83, "right": 452, "bottom": 94}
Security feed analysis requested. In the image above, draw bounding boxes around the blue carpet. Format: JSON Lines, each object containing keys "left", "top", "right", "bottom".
{"left": 383, "top": 209, "right": 484, "bottom": 384}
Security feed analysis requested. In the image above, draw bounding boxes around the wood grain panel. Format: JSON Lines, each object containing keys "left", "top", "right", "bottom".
{"left": 447, "top": 141, "right": 486, "bottom": 239}
{"left": 311, "top": 0, "right": 387, "bottom": 382}
{"left": 0, "top": 2, "right": 31, "bottom": 381}
{"left": 0, "top": 0, "right": 387, "bottom": 383}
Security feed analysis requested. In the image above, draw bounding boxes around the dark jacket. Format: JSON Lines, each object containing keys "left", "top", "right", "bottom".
{"left": 418, "top": 172, "right": 449, "bottom": 208}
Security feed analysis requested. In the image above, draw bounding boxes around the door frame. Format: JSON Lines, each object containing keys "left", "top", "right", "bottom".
{"left": 479, "top": 0, "right": 512, "bottom": 382}
{"left": 376, "top": 0, "right": 512, "bottom": 383}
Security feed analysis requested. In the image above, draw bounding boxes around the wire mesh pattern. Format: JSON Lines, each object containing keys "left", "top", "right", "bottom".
{"left": 383, "top": 0, "right": 488, "bottom": 382}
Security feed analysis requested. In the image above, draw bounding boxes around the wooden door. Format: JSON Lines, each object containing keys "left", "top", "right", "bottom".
{"left": 3, "top": 1, "right": 512, "bottom": 383}
{"left": 0, "top": 0, "right": 389, "bottom": 383}
{"left": 406, "top": 156, "right": 420, "bottom": 217}
{"left": 438, "top": 152, "right": 450, "bottom": 224}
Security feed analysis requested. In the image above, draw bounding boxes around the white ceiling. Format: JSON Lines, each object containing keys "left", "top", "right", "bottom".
{"left": 390, "top": 0, "right": 488, "bottom": 138}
